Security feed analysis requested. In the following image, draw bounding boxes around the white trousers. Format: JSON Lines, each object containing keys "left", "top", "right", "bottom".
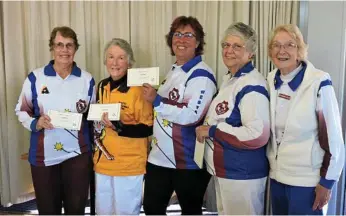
{"left": 95, "top": 173, "right": 143, "bottom": 215}
{"left": 215, "top": 176, "right": 267, "bottom": 215}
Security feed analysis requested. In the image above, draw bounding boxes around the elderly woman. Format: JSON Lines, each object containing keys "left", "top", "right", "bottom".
{"left": 266, "top": 24, "right": 345, "bottom": 215}
{"left": 195, "top": 22, "right": 270, "bottom": 215}
{"left": 142, "top": 16, "right": 217, "bottom": 215}
{"left": 93, "top": 38, "right": 153, "bottom": 215}
{"left": 15, "top": 26, "right": 95, "bottom": 214}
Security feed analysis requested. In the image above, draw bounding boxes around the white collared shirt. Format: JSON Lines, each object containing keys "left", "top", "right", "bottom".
{"left": 275, "top": 64, "right": 302, "bottom": 144}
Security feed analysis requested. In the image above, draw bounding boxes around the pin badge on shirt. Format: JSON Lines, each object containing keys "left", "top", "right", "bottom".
{"left": 41, "top": 86, "right": 50, "bottom": 94}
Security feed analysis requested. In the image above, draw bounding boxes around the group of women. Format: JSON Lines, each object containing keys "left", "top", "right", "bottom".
{"left": 15, "top": 15, "right": 344, "bottom": 215}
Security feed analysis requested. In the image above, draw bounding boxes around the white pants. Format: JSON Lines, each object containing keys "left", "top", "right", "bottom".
{"left": 215, "top": 176, "right": 267, "bottom": 215}
{"left": 95, "top": 173, "right": 143, "bottom": 215}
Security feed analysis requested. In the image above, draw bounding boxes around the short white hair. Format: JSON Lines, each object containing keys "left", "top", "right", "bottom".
{"left": 221, "top": 22, "right": 257, "bottom": 54}
{"left": 103, "top": 38, "right": 135, "bottom": 66}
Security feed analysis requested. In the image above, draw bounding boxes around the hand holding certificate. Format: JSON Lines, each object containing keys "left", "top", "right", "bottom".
{"left": 194, "top": 139, "right": 206, "bottom": 169}
{"left": 87, "top": 103, "right": 121, "bottom": 121}
{"left": 127, "top": 67, "right": 160, "bottom": 86}
{"left": 48, "top": 110, "right": 83, "bottom": 131}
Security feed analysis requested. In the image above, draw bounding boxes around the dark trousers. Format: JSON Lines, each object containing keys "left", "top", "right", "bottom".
{"left": 31, "top": 153, "right": 92, "bottom": 215}
{"left": 270, "top": 179, "right": 323, "bottom": 215}
{"left": 143, "top": 162, "right": 211, "bottom": 215}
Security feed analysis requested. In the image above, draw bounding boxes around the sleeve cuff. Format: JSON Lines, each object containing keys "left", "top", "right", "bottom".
{"left": 153, "top": 94, "right": 162, "bottom": 107}
{"left": 30, "top": 118, "right": 39, "bottom": 132}
{"left": 209, "top": 125, "right": 217, "bottom": 138}
{"left": 319, "top": 177, "right": 335, "bottom": 189}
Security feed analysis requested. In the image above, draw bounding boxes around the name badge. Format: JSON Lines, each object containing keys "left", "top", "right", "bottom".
{"left": 278, "top": 93, "right": 291, "bottom": 100}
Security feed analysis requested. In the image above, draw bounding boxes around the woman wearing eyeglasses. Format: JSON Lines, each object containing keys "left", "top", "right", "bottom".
{"left": 142, "top": 16, "right": 217, "bottom": 215}
{"left": 266, "top": 24, "right": 345, "bottom": 215}
{"left": 195, "top": 22, "right": 270, "bottom": 215}
{"left": 15, "top": 26, "right": 95, "bottom": 214}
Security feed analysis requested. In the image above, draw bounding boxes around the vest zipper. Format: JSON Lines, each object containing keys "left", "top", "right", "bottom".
{"left": 275, "top": 144, "right": 280, "bottom": 160}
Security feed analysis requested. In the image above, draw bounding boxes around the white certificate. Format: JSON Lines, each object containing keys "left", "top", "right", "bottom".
{"left": 194, "top": 139, "right": 206, "bottom": 169}
{"left": 127, "top": 67, "right": 160, "bottom": 86}
{"left": 48, "top": 110, "right": 83, "bottom": 131}
{"left": 87, "top": 103, "right": 121, "bottom": 121}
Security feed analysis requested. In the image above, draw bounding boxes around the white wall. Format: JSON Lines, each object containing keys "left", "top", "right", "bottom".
{"left": 305, "top": 1, "right": 346, "bottom": 110}
{"left": 304, "top": 2, "right": 346, "bottom": 215}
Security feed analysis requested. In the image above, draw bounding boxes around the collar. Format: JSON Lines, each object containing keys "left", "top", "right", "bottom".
{"left": 280, "top": 63, "right": 302, "bottom": 82}
{"left": 174, "top": 55, "right": 202, "bottom": 73}
{"left": 109, "top": 75, "right": 129, "bottom": 93}
{"left": 233, "top": 61, "right": 254, "bottom": 78}
{"left": 274, "top": 61, "right": 307, "bottom": 91}
{"left": 103, "top": 75, "right": 130, "bottom": 93}
{"left": 44, "top": 60, "right": 81, "bottom": 77}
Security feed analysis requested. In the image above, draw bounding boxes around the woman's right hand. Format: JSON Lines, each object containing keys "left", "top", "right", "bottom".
{"left": 36, "top": 114, "right": 54, "bottom": 131}
{"left": 101, "top": 112, "right": 113, "bottom": 128}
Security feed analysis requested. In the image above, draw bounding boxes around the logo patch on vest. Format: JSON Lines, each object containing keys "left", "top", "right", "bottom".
{"left": 169, "top": 88, "right": 180, "bottom": 102}
{"left": 215, "top": 100, "right": 229, "bottom": 115}
{"left": 76, "top": 99, "right": 87, "bottom": 113}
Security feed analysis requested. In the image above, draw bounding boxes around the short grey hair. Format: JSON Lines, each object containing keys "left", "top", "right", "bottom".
{"left": 103, "top": 38, "right": 135, "bottom": 66}
{"left": 221, "top": 22, "right": 257, "bottom": 54}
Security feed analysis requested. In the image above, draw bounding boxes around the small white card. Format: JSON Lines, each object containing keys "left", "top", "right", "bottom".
{"left": 127, "top": 67, "right": 160, "bottom": 86}
{"left": 48, "top": 110, "right": 83, "bottom": 131}
{"left": 87, "top": 103, "right": 121, "bottom": 121}
{"left": 194, "top": 139, "right": 206, "bottom": 169}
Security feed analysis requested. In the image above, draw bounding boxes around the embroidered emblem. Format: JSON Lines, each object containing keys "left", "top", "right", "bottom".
{"left": 41, "top": 86, "right": 50, "bottom": 94}
{"left": 54, "top": 142, "right": 64, "bottom": 151}
{"left": 152, "top": 136, "right": 158, "bottom": 145}
{"left": 278, "top": 93, "right": 291, "bottom": 100}
{"left": 76, "top": 99, "right": 87, "bottom": 113}
{"left": 54, "top": 142, "right": 80, "bottom": 155}
{"left": 119, "top": 102, "right": 129, "bottom": 110}
{"left": 162, "top": 119, "right": 170, "bottom": 127}
{"left": 215, "top": 100, "right": 229, "bottom": 115}
{"left": 169, "top": 88, "right": 180, "bottom": 101}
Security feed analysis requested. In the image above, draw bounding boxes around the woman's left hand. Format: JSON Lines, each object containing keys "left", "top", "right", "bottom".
{"left": 142, "top": 83, "right": 157, "bottom": 103}
{"left": 195, "top": 125, "right": 211, "bottom": 142}
{"left": 313, "top": 184, "right": 331, "bottom": 211}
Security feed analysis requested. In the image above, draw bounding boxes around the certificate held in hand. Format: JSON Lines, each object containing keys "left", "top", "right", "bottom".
{"left": 194, "top": 139, "right": 206, "bottom": 169}
{"left": 87, "top": 103, "right": 121, "bottom": 121}
{"left": 48, "top": 110, "right": 83, "bottom": 131}
{"left": 127, "top": 67, "right": 160, "bottom": 86}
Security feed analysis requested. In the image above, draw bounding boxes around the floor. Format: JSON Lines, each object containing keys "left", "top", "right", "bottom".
{"left": 0, "top": 199, "right": 217, "bottom": 215}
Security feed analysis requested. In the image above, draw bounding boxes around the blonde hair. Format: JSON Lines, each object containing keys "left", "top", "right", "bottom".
{"left": 268, "top": 24, "right": 308, "bottom": 60}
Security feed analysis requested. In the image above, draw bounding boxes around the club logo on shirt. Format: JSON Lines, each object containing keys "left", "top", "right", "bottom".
{"left": 41, "top": 86, "right": 50, "bottom": 94}
{"left": 215, "top": 100, "right": 229, "bottom": 115}
{"left": 119, "top": 102, "right": 129, "bottom": 110}
{"left": 169, "top": 88, "right": 180, "bottom": 102}
{"left": 76, "top": 99, "right": 87, "bottom": 113}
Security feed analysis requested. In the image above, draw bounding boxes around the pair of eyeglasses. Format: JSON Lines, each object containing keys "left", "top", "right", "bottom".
{"left": 173, "top": 32, "right": 196, "bottom": 39}
{"left": 271, "top": 42, "right": 297, "bottom": 51}
{"left": 54, "top": 42, "right": 75, "bottom": 51}
{"left": 221, "top": 42, "right": 245, "bottom": 51}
